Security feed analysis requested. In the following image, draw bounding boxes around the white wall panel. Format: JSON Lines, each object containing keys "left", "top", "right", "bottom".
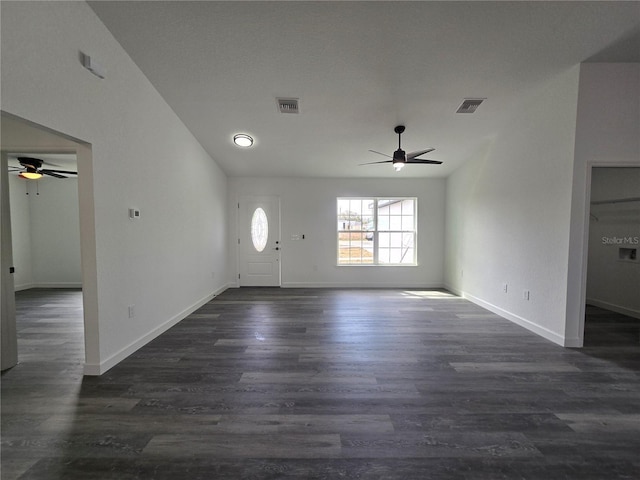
{"left": 229, "top": 177, "right": 445, "bottom": 288}
{"left": 1, "top": 2, "right": 228, "bottom": 373}
{"left": 445, "top": 67, "right": 581, "bottom": 345}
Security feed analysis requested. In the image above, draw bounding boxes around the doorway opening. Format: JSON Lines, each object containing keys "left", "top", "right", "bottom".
{"left": 1, "top": 112, "right": 98, "bottom": 373}
{"left": 584, "top": 166, "right": 640, "bottom": 346}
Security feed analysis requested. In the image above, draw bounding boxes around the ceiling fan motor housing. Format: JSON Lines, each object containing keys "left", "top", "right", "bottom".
{"left": 19, "top": 157, "right": 43, "bottom": 170}
{"left": 393, "top": 149, "right": 406, "bottom": 163}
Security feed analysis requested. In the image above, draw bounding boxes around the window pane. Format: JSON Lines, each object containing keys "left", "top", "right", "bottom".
{"left": 251, "top": 207, "right": 268, "bottom": 252}
{"left": 400, "top": 247, "right": 415, "bottom": 264}
{"left": 389, "top": 249, "right": 402, "bottom": 264}
{"left": 349, "top": 199, "right": 361, "bottom": 215}
{"left": 378, "top": 216, "right": 390, "bottom": 231}
{"left": 379, "top": 199, "right": 392, "bottom": 210}
{"left": 362, "top": 215, "right": 374, "bottom": 231}
{"left": 401, "top": 200, "right": 414, "bottom": 215}
{"left": 338, "top": 232, "right": 353, "bottom": 264}
{"left": 338, "top": 232, "right": 374, "bottom": 264}
{"left": 379, "top": 232, "right": 390, "bottom": 248}
{"left": 402, "top": 215, "right": 414, "bottom": 230}
{"left": 379, "top": 249, "right": 390, "bottom": 264}
{"left": 389, "top": 215, "right": 402, "bottom": 230}
{"left": 364, "top": 200, "right": 374, "bottom": 215}
{"left": 402, "top": 232, "right": 415, "bottom": 248}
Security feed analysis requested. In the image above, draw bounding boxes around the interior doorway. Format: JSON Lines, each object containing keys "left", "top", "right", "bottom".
{"left": 584, "top": 166, "right": 640, "bottom": 346}
{"left": 1, "top": 112, "right": 98, "bottom": 372}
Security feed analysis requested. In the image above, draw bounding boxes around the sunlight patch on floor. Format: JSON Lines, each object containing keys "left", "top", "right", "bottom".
{"left": 402, "top": 290, "right": 458, "bottom": 299}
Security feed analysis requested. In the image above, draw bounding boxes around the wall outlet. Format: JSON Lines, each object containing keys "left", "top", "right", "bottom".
{"left": 128, "top": 305, "right": 135, "bottom": 318}
{"left": 523, "top": 290, "right": 530, "bottom": 301}
{"left": 502, "top": 283, "right": 508, "bottom": 293}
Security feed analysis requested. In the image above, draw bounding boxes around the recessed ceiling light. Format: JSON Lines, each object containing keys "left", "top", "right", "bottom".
{"left": 233, "top": 133, "right": 253, "bottom": 147}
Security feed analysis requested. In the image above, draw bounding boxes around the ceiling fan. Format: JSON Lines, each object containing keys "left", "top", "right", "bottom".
{"left": 361, "top": 125, "right": 442, "bottom": 171}
{"left": 9, "top": 156, "right": 78, "bottom": 180}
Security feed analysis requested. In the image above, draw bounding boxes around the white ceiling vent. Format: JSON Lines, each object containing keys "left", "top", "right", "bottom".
{"left": 277, "top": 98, "right": 300, "bottom": 114}
{"left": 456, "top": 98, "right": 485, "bottom": 114}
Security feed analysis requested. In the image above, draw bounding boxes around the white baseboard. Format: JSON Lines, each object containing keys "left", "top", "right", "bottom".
{"left": 586, "top": 298, "right": 640, "bottom": 320}
{"left": 83, "top": 284, "right": 228, "bottom": 376}
{"left": 15, "top": 282, "right": 82, "bottom": 291}
{"left": 442, "top": 283, "right": 462, "bottom": 297}
{"left": 462, "top": 291, "right": 567, "bottom": 347}
{"left": 280, "top": 282, "right": 445, "bottom": 289}
{"left": 35, "top": 282, "right": 82, "bottom": 288}
{"left": 562, "top": 336, "right": 583, "bottom": 348}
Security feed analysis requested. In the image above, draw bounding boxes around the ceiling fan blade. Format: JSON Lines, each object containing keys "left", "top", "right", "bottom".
{"left": 407, "top": 148, "right": 435, "bottom": 159}
{"left": 42, "top": 169, "right": 78, "bottom": 175}
{"left": 359, "top": 160, "right": 393, "bottom": 166}
{"left": 17, "top": 157, "right": 44, "bottom": 170}
{"left": 42, "top": 171, "right": 68, "bottom": 178}
{"left": 368, "top": 150, "right": 393, "bottom": 159}
{"left": 405, "top": 159, "right": 443, "bottom": 165}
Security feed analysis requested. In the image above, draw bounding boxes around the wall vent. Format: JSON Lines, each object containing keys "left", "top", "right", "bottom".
{"left": 456, "top": 98, "right": 485, "bottom": 114}
{"left": 277, "top": 98, "right": 300, "bottom": 114}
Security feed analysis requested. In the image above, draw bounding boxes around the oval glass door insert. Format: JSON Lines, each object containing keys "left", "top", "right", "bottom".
{"left": 251, "top": 207, "right": 268, "bottom": 252}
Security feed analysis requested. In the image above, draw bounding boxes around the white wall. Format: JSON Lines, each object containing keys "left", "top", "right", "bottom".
{"left": 565, "top": 63, "right": 640, "bottom": 343}
{"left": 586, "top": 167, "right": 640, "bottom": 318}
{"left": 445, "top": 67, "right": 581, "bottom": 346}
{"left": 1, "top": 1, "right": 228, "bottom": 374}
{"left": 9, "top": 174, "right": 82, "bottom": 289}
{"left": 228, "top": 177, "right": 445, "bottom": 288}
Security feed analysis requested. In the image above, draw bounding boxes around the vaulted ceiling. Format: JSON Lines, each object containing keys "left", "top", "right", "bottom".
{"left": 88, "top": 1, "right": 640, "bottom": 178}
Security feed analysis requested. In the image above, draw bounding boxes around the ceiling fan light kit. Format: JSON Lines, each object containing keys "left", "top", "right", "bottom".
{"left": 10, "top": 157, "right": 78, "bottom": 180}
{"left": 360, "top": 125, "right": 443, "bottom": 172}
{"left": 18, "top": 170, "right": 43, "bottom": 180}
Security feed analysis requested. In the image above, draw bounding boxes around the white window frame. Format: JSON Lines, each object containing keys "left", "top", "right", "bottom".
{"left": 337, "top": 197, "right": 417, "bottom": 266}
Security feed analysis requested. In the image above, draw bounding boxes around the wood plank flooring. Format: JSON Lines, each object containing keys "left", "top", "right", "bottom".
{"left": 2, "top": 288, "right": 640, "bottom": 479}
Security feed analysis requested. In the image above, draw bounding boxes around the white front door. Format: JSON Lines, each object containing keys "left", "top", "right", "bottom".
{"left": 238, "top": 195, "right": 281, "bottom": 286}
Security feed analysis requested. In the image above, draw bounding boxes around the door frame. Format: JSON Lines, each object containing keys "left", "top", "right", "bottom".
{"left": 0, "top": 111, "right": 99, "bottom": 373}
{"left": 236, "top": 194, "right": 281, "bottom": 287}
{"left": 571, "top": 161, "right": 640, "bottom": 347}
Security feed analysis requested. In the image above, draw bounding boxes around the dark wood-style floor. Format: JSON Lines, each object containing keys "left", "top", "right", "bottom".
{"left": 2, "top": 288, "right": 640, "bottom": 479}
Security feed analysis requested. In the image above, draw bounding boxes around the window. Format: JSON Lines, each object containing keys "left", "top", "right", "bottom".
{"left": 337, "top": 197, "right": 416, "bottom": 265}
{"left": 251, "top": 207, "right": 268, "bottom": 252}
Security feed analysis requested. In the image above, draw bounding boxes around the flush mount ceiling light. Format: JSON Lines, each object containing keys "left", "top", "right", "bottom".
{"left": 233, "top": 134, "right": 253, "bottom": 147}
